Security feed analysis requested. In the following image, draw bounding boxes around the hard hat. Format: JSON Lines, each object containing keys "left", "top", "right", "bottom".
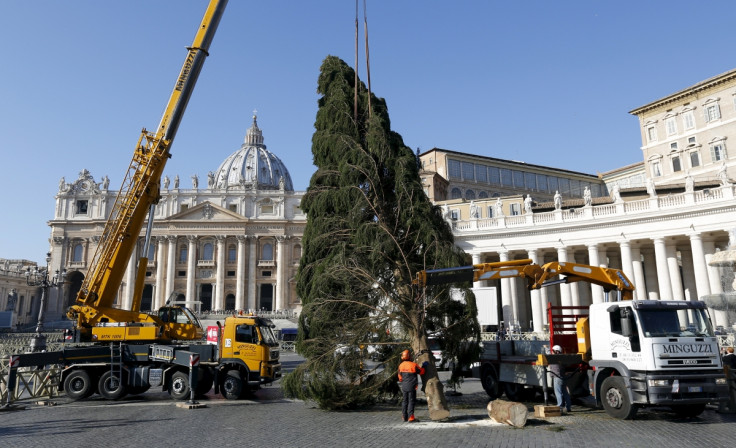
{"left": 552, "top": 345, "right": 562, "bottom": 353}
{"left": 401, "top": 349, "right": 411, "bottom": 361}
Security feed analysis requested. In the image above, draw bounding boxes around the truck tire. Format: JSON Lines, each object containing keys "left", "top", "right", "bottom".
{"left": 600, "top": 376, "right": 638, "bottom": 419}
{"left": 670, "top": 403, "right": 706, "bottom": 418}
{"left": 221, "top": 370, "right": 243, "bottom": 400}
{"left": 64, "top": 369, "right": 95, "bottom": 401}
{"left": 480, "top": 365, "right": 501, "bottom": 399}
{"left": 503, "top": 382, "right": 534, "bottom": 402}
{"left": 98, "top": 371, "right": 127, "bottom": 400}
{"left": 169, "top": 371, "right": 191, "bottom": 400}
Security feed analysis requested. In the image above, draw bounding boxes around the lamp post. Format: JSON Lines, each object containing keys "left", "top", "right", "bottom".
{"left": 26, "top": 252, "right": 66, "bottom": 352}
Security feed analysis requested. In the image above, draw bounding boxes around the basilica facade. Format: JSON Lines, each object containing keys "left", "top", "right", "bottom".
{"left": 47, "top": 116, "right": 305, "bottom": 318}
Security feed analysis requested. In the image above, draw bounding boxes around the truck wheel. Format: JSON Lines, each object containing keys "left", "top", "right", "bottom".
{"left": 671, "top": 403, "right": 706, "bottom": 418}
{"left": 169, "top": 371, "right": 191, "bottom": 400}
{"left": 64, "top": 369, "right": 94, "bottom": 401}
{"left": 98, "top": 371, "right": 128, "bottom": 400}
{"left": 480, "top": 365, "right": 501, "bottom": 399}
{"left": 601, "top": 376, "right": 638, "bottom": 419}
{"left": 503, "top": 382, "right": 533, "bottom": 401}
{"left": 221, "top": 370, "right": 243, "bottom": 400}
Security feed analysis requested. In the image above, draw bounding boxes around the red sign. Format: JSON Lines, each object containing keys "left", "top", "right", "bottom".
{"left": 189, "top": 354, "right": 200, "bottom": 367}
{"left": 9, "top": 355, "right": 20, "bottom": 368}
{"left": 206, "top": 326, "right": 218, "bottom": 345}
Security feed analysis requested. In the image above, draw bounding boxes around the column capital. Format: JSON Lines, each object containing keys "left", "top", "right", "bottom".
{"left": 276, "top": 235, "right": 289, "bottom": 243}
{"left": 236, "top": 234, "right": 248, "bottom": 242}
{"left": 167, "top": 235, "right": 178, "bottom": 243}
{"left": 216, "top": 235, "right": 227, "bottom": 242}
{"left": 187, "top": 235, "right": 198, "bottom": 243}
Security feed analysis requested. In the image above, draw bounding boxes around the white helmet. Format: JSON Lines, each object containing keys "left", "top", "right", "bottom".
{"left": 552, "top": 345, "right": 562, "bottom": 353}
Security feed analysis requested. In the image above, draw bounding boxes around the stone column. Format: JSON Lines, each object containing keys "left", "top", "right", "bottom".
{"left": 556, "top": 246, "right": 572, "bottom": 309}
{"left": 641, "top": 247, "right": 660, "bottom": 300}
{"left": 215, "top": 235, "right": 226, "bottom": 310}
{"left": 631, "top": 247, "right": 647, "bottom": 301}
{"left": 652, "top": 237, "right": 673, "bottom": 301}
{"left": 248, "top": 236, "right": 258, "bottom": 311}
{"left": 587, "top": 243, "right": 604, "bottom": 304}
{"left": 498, "top": 250, "right": 513, "bottom": 328}
{"left": 527, "top": 249, "right": 544, "bottom": 333}
{"left": 665, "top": 242, "right": 685, "bottom": 301}
{"left": 236, "top": 235, "right": 247, "bottom": 311}
{"left": 472, "top": 253, "right": 482, "bottom": 288}
{"left": 275, "top": 235, "right": 287, "bottom": 311}
{"left": 703, "top": 241, "right": 723, "bottom": 296}
{"left": 155, "top": 237, "right": 166, "bottom": 308}
{"left": 619, "top": 240, "right": 634, "bottom": 284}
{"left": 679, "top": 247, "right": 697, "bottom": 301}
{"left": 186, "top": 236, "right": 197, "bottom": 306}
{"left": 165, "top": 236, "right": 177, "bottom": 300}
{"left": 689, "top": 233, "right": 711, "bottom": 300}
{"left": 123, "top": 243, "right": 137, "bottom": 310}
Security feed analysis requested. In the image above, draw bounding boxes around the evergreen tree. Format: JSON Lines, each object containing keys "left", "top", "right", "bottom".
{"left": 282, "top": 56, "right": 480, "bottom": 419}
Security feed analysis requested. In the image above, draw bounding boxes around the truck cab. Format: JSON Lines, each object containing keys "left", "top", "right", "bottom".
{"left": 588, "top": 300, "right": 728, "bottom": 418}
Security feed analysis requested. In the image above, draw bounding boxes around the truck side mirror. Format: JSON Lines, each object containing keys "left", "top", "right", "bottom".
{"left": 620, "top": 308, "right": 633, "bottom": 338}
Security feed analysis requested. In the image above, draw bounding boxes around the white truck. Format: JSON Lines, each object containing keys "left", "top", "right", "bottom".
{"left": 415, "top": 260, "right": 729, "bottom": 419}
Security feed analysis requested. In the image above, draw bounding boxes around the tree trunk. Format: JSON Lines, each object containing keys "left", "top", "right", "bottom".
{"left": 413, "top": 330, "right": 450, "bottom": 421}
{"left": 487, "top": 399, "right": 528, "bottom": 427}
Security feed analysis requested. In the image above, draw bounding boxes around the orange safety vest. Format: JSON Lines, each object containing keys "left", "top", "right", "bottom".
{"left": 398, "top": 360, "right": 425, "bottom": 391}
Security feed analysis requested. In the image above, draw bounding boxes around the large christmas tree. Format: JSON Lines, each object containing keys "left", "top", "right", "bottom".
{"left": 282, "top": 56, "right": 479, "bottom": 419}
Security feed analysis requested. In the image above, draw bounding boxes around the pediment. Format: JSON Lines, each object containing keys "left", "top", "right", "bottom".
{"left": 167, "top": 201, "right": 245, "bottom": 221}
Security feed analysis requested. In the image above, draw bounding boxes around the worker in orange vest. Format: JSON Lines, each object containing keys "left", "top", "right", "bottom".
{"left": 398, "top": 349, "right": 427, "bottom": 422}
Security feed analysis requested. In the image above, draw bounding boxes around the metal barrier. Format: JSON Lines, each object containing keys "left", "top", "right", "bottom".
{"left": 280, "top": 341, "right": 295, "bottom": 352}
{"left": 0, "top": 332, "right": 72, "bottom": 358}
{"left": 1, "top": 364, "right": 61, "bottom": 406}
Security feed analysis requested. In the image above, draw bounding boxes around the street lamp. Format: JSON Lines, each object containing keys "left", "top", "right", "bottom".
{"left": 26, "top": 252, "right": 66, "bottom": 352}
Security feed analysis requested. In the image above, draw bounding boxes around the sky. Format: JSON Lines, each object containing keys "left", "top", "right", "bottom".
{"left": 1, "top": 0, "right": 735, "bottom": 264}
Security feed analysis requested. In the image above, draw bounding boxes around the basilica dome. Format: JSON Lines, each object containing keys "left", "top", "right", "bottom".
{"left": 213, "top": 114, "right": 294, "bottom": 191}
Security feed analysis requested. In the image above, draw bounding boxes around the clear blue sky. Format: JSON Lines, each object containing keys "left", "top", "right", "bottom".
{"left": 1, "top": 0, "right": 734, "bottom": 263}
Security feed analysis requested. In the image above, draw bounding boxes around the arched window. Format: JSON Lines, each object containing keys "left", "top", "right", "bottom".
{"left": 72, "top": 243, "right": 83, "bottom": 262}
{"left": 203, "top": 243, "right": 214, "bottom": 261}
{"left": 262, "top": 243, "right": 273, "bottom": 261}
{"left": 293, "top": 244, "right": 302, "bottom": 262}
{"left": 228, "top": 244, "right": 237, "bottom": 262}
{"left": 451, "top": 188, "right": 462, "bottom": 199}
{"left": 478, "top": 191, "right": 489, "bottom": 199}
{"left": 147, "top": 244, "right": 155, "bottom": 260}
{"left": 465, "top": 189, "right": 476, "bottom": 200}
{"left": 179, "top": 245, "right": 187, "bottom": 263}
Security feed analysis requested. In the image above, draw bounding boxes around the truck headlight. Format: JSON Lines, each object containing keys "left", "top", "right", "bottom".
{"left": 647, "top": 379, "right": 670, "bottom": 387}
{"left": 716, "top": 377, "right": 727, "bottom": 385}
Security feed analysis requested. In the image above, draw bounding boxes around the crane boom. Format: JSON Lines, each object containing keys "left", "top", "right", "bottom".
{"left": 68, "top": 0, "right": 228, "bottom": 342}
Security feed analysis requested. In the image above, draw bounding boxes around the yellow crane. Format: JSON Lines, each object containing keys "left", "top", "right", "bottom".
{"left": 67, "top": 0, "right": 229, "bottom": 342}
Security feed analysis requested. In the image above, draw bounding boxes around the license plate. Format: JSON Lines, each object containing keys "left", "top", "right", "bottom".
{"left": 688, "top": 386, "right": 702, "bottom": 393}
{"left": 683, "top": 359, "right": 697, "bottom": 365}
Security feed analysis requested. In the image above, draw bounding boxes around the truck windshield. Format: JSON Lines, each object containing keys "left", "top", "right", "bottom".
{"left": 638, "top": 308, "right": 714, "bottom": 337}
{"left": 259, "top": 325, "right": 279, "bottom": 346}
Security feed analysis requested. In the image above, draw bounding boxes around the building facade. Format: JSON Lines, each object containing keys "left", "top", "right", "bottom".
{"left": 432, "top": 69, "right": 736, "bottom": 333}
{"left": 0, "top": 259, "right": 43, "bottom": 329}
{"left": 47, "top": 116, "right": 306, "bottom": 319}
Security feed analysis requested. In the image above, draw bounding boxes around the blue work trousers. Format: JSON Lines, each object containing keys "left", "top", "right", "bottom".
{"left": 554, "top": 377, "right": 571, "bottom": 411}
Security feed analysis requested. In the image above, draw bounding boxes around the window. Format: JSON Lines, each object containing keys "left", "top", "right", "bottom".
{"left": 558, "top": 178, "right": 570, "bottom": 194}
{"left": 690, "top": 151, "right": 700, "bottom": 168}
{"left": 147, "top": 244, "right": 155, "bottom": 259}
{"left": 227, "top": 270, "right": 235, "bottom": 277}
{"left": 450, "top": 210, "right": 459, "bottom": 220}
{"left": 672, "top": 155, "right": 681, "bottom": 172}
{"left": 688, "top": 136, "right": 697, "bottom": 145}
{"left": 487, "top": 206, "right": 494, "bottom": 218}
{"left": 177, "top": 270, "right": 186, "bottom": 277}
{"left": 228, "top": 204, "right": 237, "bottom": 213}
{"left": 512, "top": 170, "right": 524, "bottom": 188}
{"left": 462, "top": 162, "right": 474, "bottom": 181}
{"left": 262, "top": 243, "right": 273, "bottom": 261}
{"left": 500, "top": 169, "right": 513, "bottom": 186}
{"left": 670, "top": 142, "right": 678, "bottom": 150}
{"left": 261, "top": 204, "right": 274, "bottom": 214}
{"left": 651, "top": 160, "right": 662, "bottom": 177}
{"left": 525, "top": 172, "right": 536, "bottom": 190}
{"left": 179, "top": 245, "right": 187, "bottom": 263}
{"left": 448, "top": 159, "right": 461, "bottom": 179}
{"left": 475, "top": 165, "right": 487, "bottom": 183}
{"left": 478, "top": 191, "right": 489, "bottom": 199}
{"left": 704, "top": 103, "right": 721, "bottom": 123}
{"left": 647, "top": 126, "right": 657, "bottom": 143}
{"left": 711, "top": 144, "right": 726, "bottom": 162}
{"left": 488, "top": 167, "right": 500, "bottom": 185}
{"left": 262, "top": 270, "right": 272, "bottom": 277}
{"left": 510, "top": 203, "right": 521, "bottom": 216}
{"left": 76, "top": 200, "right": 88, "bottom": 215}
{"left": 465, "top": 189, "right": 475, "bottom": 200}
{"left": 536, "top": 174, "right": 548, "bottom": 192}
{"left": 665, "top": 116, "right": 677, "bottom": 136}
{"left": 450, "top": 187, "right": 462, "bottom": 199}
{"left": 203, "top": 243, "right": 214, "bottom": 260}
{"left": 72, "top": 243, "right": 84, "bottom": 262}
{"left": 548, "top": 176, "right": 558, "bottom": 193}
{"left": 683, "top": 110, "right": 695, "bottom": 130}
{"left": 228, "top": 244, "right": 236, "bottom": 262}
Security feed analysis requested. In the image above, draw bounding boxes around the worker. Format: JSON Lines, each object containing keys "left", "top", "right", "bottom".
{"left": 398, "top": 349, "right": 427, "bottom": 422}
{"left": 549, "top": 345, "right": 572, "bottom": 414}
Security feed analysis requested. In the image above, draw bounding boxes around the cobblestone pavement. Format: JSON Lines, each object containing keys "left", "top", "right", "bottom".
{"left": 1, "top": 352, "right": 734, "bottom": 447}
